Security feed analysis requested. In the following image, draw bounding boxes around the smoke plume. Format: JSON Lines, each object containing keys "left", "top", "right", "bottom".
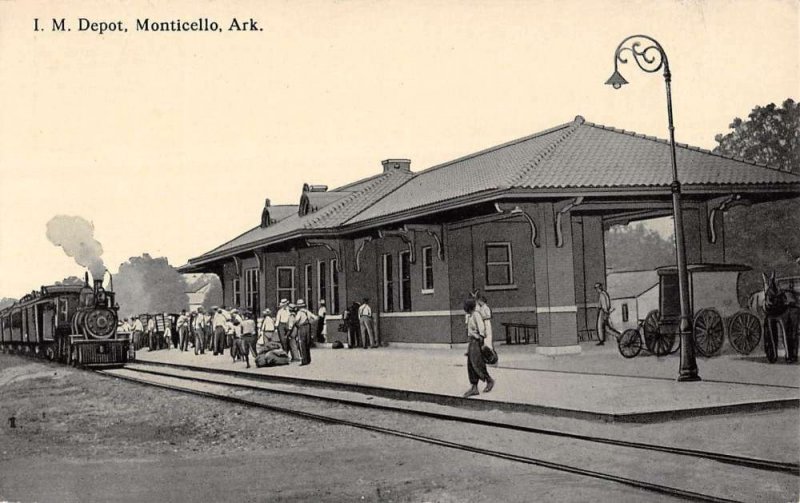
{"left": 46, "top": 215, "right": 106, "bottom": 280}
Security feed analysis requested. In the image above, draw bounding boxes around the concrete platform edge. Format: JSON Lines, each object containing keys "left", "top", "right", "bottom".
{"left": 131, "top": 358, "right": 798, "bottom": 423}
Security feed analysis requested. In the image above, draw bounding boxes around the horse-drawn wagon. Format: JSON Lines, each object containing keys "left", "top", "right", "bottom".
{"left": 617, "top": 264, "right": 762, "bottom": 358}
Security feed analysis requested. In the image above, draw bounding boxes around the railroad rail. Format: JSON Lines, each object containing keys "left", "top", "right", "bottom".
{"left": 98, "top": 363, "right": 799, "bottom": 503}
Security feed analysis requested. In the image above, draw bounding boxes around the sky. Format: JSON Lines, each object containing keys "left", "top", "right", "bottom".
{"left": 0, "top": 0, "right": 797, "bottom": 297}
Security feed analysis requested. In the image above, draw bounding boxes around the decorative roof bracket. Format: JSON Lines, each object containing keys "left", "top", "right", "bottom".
{"left": 708, "top": 194, "right": 749, "bottom": 244}
{"left": 555, "top": 197, "right": 584, "bottom": 248}
{"left": 404, "top": 224, "right": 444, "bottom": 260}
{"left": 305, "top": 239, "right": 343, "bottom": 272}
{"left": 494, "top": 203, "right": 540, "bottom": 248}
{"left": 354, "top": 236, "right": 373, "bottom": 272}
{"left": 377, "top": 228, "right": 415, "bottom": 263}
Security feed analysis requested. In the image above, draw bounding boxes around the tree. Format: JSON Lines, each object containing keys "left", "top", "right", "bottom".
{"left": 714, "top": 98, "right": 799, "bottom": 173}
{"left": 55, "top": 276, "right": 85, "bottom": 286}
{"left": 713, "top": 99, "right": 800, "bottom": 302}
{"left": 201, "top": 276, "right": 223, "bottom": 310}
{"left": 0, "top": 298, "right": 17, "bottom": 310}
{"left": 605, "top": 222, "right": 676, "bottom": 272}
{"left": 114, "top": 253, "right": 189, "bottom": 318}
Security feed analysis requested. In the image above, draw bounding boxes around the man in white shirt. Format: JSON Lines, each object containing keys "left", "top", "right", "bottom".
{"left": 595, "top": 282, "right": 612, "bottom": 346}
{"left": 193, "top": 307, "right": 207, "bottom": 355}
{"left": 131, "top": 316, "right": 144, "bottom": 351}
{"left": 275, "top": 299, "right": 291, "bottom": 354}
{"left": 358, "top": 297, "right": 377, "bottom": 348}
{"left": 176, "top": 310, "right": 190, "bottom": 352}
{"left": 294, "top": 300, "right": 317, "bottom": 365}
{"left": 146, "top": 316, "right": 157, "bottom": 351}
{"left": 259, "top": 308, "right": 276, "bottom": 344}
{"left": 211, "top": 306, "right": 230, "bottom": 356}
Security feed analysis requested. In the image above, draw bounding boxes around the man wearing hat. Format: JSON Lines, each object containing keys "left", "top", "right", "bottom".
{"left": 594, "top": 282, "right": 612, "bottom": 346}
{"left": 294, "top": 300, "right": 317, "bottom": 365}
{"left": 211, "top": 306, "right": 229, "bottom": 356}
{"left": 286, "top": 303, "right": 302, "bottom": 361}
{"left": 358, "top": 297, "right": 377, "bottom": 348}
{"left": 275, "top": 299, "right": 291, "bottom": 354}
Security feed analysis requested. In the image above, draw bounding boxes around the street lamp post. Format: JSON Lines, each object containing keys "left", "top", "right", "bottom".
{"left": 606, "top": 35, "right": 700, "bottom": 382}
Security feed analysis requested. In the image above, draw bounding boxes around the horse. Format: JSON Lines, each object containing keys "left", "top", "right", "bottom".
{"left": 762, "top": 272, "right": 799, "bottom": 363}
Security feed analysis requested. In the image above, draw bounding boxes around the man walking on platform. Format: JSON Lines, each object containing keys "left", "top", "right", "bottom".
{"left": 594, "top": 282, "right": 612, "bottom": 345}
{"left": 358, "top": 297, "right": 377, "bottom": 348}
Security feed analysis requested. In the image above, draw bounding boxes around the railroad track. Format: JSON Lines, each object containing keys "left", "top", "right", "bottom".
{"left": 98, "top": 363, "right": 799, "bottom": 503}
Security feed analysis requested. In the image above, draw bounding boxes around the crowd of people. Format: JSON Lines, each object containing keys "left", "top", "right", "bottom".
{"left": 120, "top": 293, "right": 498, "bottom": 397}
{"left": 120, "top": 298, "right": 332, "bottom": 368}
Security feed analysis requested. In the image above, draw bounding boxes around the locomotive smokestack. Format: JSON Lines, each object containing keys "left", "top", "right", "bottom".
{"left": 93, "top": 279, "right": 103, "bottom": 293}
{"left": 85, "top": 272, "right": 90, "bottom": 286}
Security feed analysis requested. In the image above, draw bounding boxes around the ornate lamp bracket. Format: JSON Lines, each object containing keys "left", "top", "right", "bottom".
{"left": 404, "top": 224, "right": 444, "bottom": 260}
{"left": 377, "top": 228, "right": 415, "bottom": 263}
{"left": 494, "top": 203, "right": 539, "bottom": 248}
{"left": 707, "top": 194, "right": 749, "bottom": 244}
{"left": 354, "top": 236, "right": 373, "bottom": 272}
{"left": 305, "top": 239, "right": 343, "bottom": 272}
{"left": 555, "top": 197, "right": 584, "bottom": 248}
{"left": 232, "top": 256, "right": 242, "bottom": 277}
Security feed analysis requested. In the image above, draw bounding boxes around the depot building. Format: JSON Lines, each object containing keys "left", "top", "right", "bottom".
{"left": 179, "top": 116, "right": 800, "bottom": 353}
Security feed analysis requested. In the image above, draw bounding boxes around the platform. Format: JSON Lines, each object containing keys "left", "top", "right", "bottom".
{"left": 133, "top": 342, "right": 799, "bottom": 423}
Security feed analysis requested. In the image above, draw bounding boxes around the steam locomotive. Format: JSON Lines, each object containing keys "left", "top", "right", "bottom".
{"left": 0, "top": 273, "right": 128, "bottom": 367}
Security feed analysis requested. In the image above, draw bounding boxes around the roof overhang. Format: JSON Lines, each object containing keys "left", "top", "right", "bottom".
{"left": 181, "top": 182, "right": 799, "bottom": 272}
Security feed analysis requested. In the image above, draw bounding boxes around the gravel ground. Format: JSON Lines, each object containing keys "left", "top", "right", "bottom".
{"left": 0, "top": 353, "right": 692, "bottom": 503}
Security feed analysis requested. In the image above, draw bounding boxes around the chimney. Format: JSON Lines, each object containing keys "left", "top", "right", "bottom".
{"left": 382, "top": 159, "right": 411, "bottom": 173}
{"left": 260, "top": 199, "right": 271, "bottom": 228}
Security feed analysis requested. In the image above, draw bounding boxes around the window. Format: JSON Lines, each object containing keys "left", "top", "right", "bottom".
{"left": 485, "top": 243, "right": 513, "bottom": 286}
{"left": 382, "top": 254, "right": 394, "bottom": 312}
{"left": 422, "top": 246, "right": 434, "bottom": 292}
{"left": 244, "top": 269, "right": 259, "bottom": 310}
{"left": 304, "top": 264, "right": 313, "bottom": 307}
{"left": 399, "top": 251, "right": 412, "bottom": 311}
{"left": 232, "top": 278, "right": 242, "bottom": 307}
{"left": 317, "top": 260, "right": 327, "bottom": 310}
{"left": 330, "top": 259, "right": 340, "bottom": 314}
{"left": 57, "top": 297, "right": 69, "bottom": 323}
{"left": 622, "top": 303, "right": 629, "bottom": 323}
{"left": 276, "top": 267, "right": 296, "bottom": 304}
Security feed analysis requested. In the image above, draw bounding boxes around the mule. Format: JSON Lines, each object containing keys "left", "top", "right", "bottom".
{"left": 762, "top": 272, "right": 799, "bottom": 363}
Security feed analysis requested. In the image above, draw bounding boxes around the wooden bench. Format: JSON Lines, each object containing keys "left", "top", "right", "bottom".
{"left": 501, "top": 322, "right": 538, "bottom": 345}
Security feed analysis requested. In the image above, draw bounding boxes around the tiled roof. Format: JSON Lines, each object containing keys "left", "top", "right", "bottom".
{"left": 195, "top": 169, "right": 413, "bottom": 259}
{"left": 351, "top": 116, "right": 800, "bottom": 223}
{"left": 268, "top": 205, "right": 299, "bottom": 222}
{"left": 186, "top": 116, "right": 800, "bottom": 266}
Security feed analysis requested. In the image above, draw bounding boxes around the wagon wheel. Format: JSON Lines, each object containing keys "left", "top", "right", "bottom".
{"left": 642, "top": 310, "right": 661, "bottom": 353}
{"left": 728, "top": 311, "right": 762, "bottom": 355}
{"left": 693, "top": 308, "right": 724, "bottom": 357}
{"left": 617, "top": 329, "right": 642, "bottom": 359}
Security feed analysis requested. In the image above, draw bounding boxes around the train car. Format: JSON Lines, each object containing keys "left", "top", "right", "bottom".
{"left": 0, "top": 274, "right": 128, "bottom": 367}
